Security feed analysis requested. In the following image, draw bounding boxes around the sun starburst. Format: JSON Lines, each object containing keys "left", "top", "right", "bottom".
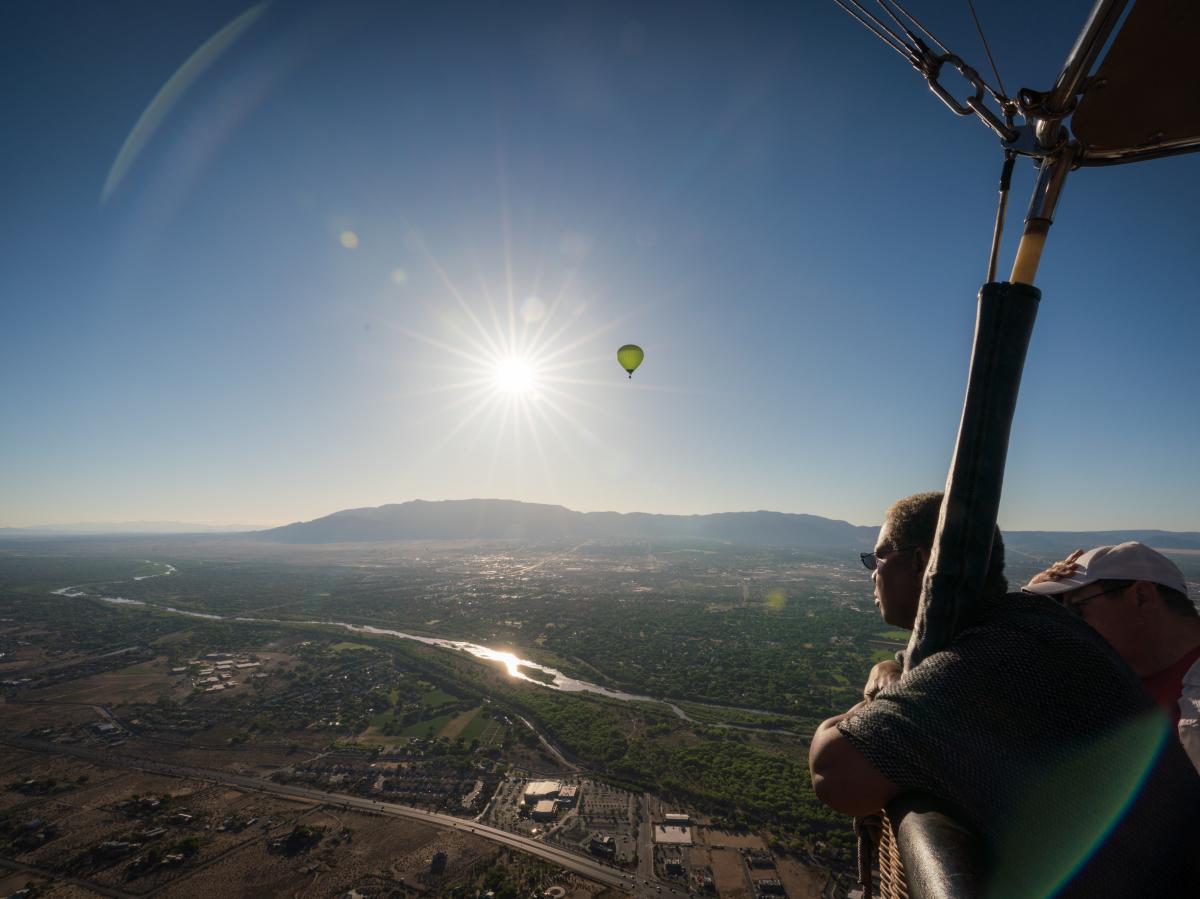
{"left": 493, "top": 356, "right": 538, "bottom": 395}
{"left": 391, "top": 231, "right": 644, "bottom": 489}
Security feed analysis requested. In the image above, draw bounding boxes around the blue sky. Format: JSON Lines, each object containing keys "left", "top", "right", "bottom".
{"left": 2, "top": 0, "right": 1198, "bottom": 530}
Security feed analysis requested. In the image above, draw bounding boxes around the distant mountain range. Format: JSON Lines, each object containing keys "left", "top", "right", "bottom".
{"left": 0, "top": 521, "right": 268, "bottom": 537}
{"left": 258, "top": 499, "right": 877, "bottom": 547}
{"left": 254, "top": 499, "right": 1200, "bottom": 552}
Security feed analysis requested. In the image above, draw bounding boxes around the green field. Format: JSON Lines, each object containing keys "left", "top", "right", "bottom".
{"left": 363, "top": 685, "right": 466, "bottom": 739}
{"left": 421, "top": 688, "right": 458, "bottom": 708}
{"left": 366, "top": 704, "right": 505, "bottom": 746}
{"left": 457, "top": 711, "right": 491, "bottom": 742}
{"left": 133, "top": 561, "right": 174, "bottom": 579}
{"left": 368, "top": 709, "right": 395, "bottom": 728}
{"left": 400, "top": 713, "right": 456, "bottom": 738}
{"left": 330, "top": 641, "right": 375, "bottom": 652}
{"left": 456, "top": 708, "right": 506, "bottom": 744}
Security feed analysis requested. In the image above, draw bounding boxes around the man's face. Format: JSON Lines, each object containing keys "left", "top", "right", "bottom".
{"left": 871, "top": 519, "right": 925, "bottom": 629}
{"left": 1059, "top": 581, "right": 1144, "bottom": 664}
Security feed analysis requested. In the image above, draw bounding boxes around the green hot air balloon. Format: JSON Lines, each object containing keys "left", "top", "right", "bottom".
{"left": 617, "top": 344, "right": 644, "bottom": 379}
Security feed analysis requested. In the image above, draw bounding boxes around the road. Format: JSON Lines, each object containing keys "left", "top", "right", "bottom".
{"left": 637, "top": 792, "right": 655, "bottom": 885}
{"left": 0, "top": 732, "right": 645, "bottom": 893}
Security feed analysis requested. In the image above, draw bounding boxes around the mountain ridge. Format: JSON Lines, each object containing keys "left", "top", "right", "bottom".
{"left": 255, "top": 499, "right": 1200, "bottom": 551}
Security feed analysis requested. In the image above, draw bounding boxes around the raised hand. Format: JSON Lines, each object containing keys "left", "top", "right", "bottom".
{"left": 1027, "top": 548, "right": 1085, "bottom": 586}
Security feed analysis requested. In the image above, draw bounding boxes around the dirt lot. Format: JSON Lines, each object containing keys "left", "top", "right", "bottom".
{"left": 28, "top": 658, "right": 181, "bottom": 706}
{"left": 38, "top": 676, "right": 168, "bottom": 706}
{"left": 124, "top": 740, "right": 307, "bottom": 775}
{"left": 21, "top": 805, "right": 138, "bottom": 871}
{"left": 0, "top": 755, "right": 121, "bottom": 814}
{"left": 0, "top": 763, "right": 336, "bottom": 895}
{"left": 0, "top": 735, "right": 623, "bottom": 898}
{"left": 0, "top": 867, "right": 51, "bottom": 896}
{"left": 0, "top": 745, "right": 572, "bottom": 898}
{"left": 0, "top": 700, "right": 97, "bottom": 733}
{"left": 700, "top": 829, "right": 766, "bottom": 850}
{"left": 160, "top": 807, "right": 456, "bottom": 897}
{"left": 0, "top": 876, "right": 105, "bottom": 899}
{"left": 0, "top": 637, "right": 82, "bottom": 674}
{"left": 774, "top": 855, "right": 830, "bottom": 899}
{"left": 709, "top": 847, "right": 750, "bottom": 899}
{"left": 0, "top": 746, "right": 42, "bottom": 777}
{"left": 51, "top": 767, "right": 190, "bottom": 811}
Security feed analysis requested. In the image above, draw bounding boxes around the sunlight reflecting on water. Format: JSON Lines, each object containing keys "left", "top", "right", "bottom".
{"left": 469, "top": 647, "right": 524, "bottom": 679}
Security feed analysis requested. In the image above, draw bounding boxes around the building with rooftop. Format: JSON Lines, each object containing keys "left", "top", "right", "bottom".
{"left": 653, "top": 824, "right": 693, "bottom": 845}
{"left": 523, "top": 780, "right": 561, "bottom": 802}
{"left": 589, "top": 834, "right": 616, "bottom": 858}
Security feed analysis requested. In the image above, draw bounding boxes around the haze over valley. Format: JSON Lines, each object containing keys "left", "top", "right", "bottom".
{"left": 3, "top": 500, "right": 1199, "bottom": 896}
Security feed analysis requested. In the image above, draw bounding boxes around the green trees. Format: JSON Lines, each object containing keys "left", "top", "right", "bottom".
{"left": 517, "top": 692, "right": 627, "bottom": 762}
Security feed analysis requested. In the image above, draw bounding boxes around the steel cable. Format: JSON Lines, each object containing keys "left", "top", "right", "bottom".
{"left": 832, "top": 0, "right": 917, "bottom": 62}
{"left": 881, "top": 0, "right": 950, "bottom": 54}
{"left": 967, "top": 0, "right": 1010, "bottom": 103}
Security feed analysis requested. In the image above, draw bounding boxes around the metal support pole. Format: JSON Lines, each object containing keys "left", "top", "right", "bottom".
{"left": 906, "top": 149, "right": 1071, "bottom": 665}
{"left": 1034, "top": 0, "right": 1130, "bottom": 150}
{"left": 906, "top": 280, "right": 1040, "bottom": 668}
{"left": 905, "top": 0, "right": 1104, "bottom": 664}
{"left": 1010, "top": 146, "right": 1074, "bottom": 285}
{"left": 986, "top": 153, "right": 1016, "bottom": 283}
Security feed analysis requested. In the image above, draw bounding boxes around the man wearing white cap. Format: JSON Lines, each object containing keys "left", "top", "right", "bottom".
{"left": 1025, "top": 541, "right": 1200, "bottom": 771}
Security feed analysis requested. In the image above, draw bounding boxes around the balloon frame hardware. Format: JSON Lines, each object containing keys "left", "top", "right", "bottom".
{"left": 831, "top": 0, "right": 1200, "bottom": 287}
{"left": 832, "top": 0, "right": 1200, "bottom": 657}
{"left": 831, "top": 0, "right": 1019, "bottom": 146}
{"left": 829, "top": 2, "right": 1200, "bottom": 890}
{"left": 917, "top": 46, "right": 1018, "bottom": 143}
{"left": 837, "top": 0, "right": 1200, "bottom": 171}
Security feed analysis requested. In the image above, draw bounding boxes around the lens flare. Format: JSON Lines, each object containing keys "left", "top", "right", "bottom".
{"left": 991, "top": 708, "right": 1168, "bottom": 896}
{"left": 765, "top": 589, "right": 787, "bottom": 612}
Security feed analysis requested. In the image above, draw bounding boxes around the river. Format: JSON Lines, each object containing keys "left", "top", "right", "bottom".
{"left": 50, "top": 560, "right": 699, "bottom": 719}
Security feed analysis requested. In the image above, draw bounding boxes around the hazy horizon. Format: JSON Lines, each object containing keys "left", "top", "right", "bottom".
{"left": 7, "top": 494, "right": 1200, "bottom": 535}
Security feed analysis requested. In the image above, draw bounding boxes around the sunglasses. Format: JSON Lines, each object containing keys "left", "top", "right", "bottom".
{"left": 1057, "top": 581, "right": 1135, "bottom": 617}
{"left": 860, "top": 546, "right": 917, "bottom": 571}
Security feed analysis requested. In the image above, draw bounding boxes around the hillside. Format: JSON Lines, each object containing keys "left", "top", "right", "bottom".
{"left": 255, "top": 499, "right": 1200, "bottom": 552}
{"left": 257, "top": 499, "right": 878, "bottom": 547}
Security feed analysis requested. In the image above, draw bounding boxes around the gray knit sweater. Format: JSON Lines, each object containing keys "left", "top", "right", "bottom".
{"left": 838, "top": 591, "right": 1200, "bottom": 897}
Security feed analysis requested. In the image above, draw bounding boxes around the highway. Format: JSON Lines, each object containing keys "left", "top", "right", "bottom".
{"left": 0, "top": 732, "right": 698, "bottom": 896}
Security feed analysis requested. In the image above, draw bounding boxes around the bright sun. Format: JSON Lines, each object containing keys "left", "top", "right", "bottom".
{"left": 494, "top": 357, "right": 537, "bottom": 395}
{"left": 398, "top": 233, "right": 648, "bottom": 472}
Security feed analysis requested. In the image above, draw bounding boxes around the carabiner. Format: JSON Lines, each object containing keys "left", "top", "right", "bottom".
{"left": 926, "top": 53, "right": 982, "bottom": 116}
{"left": 925, "top": 53, "right": 1017, "bottom": 141}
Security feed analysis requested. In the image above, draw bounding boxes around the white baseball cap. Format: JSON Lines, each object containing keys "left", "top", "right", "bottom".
{"left": 1023, "top": 541, "right": 1187, "bottom": 597}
